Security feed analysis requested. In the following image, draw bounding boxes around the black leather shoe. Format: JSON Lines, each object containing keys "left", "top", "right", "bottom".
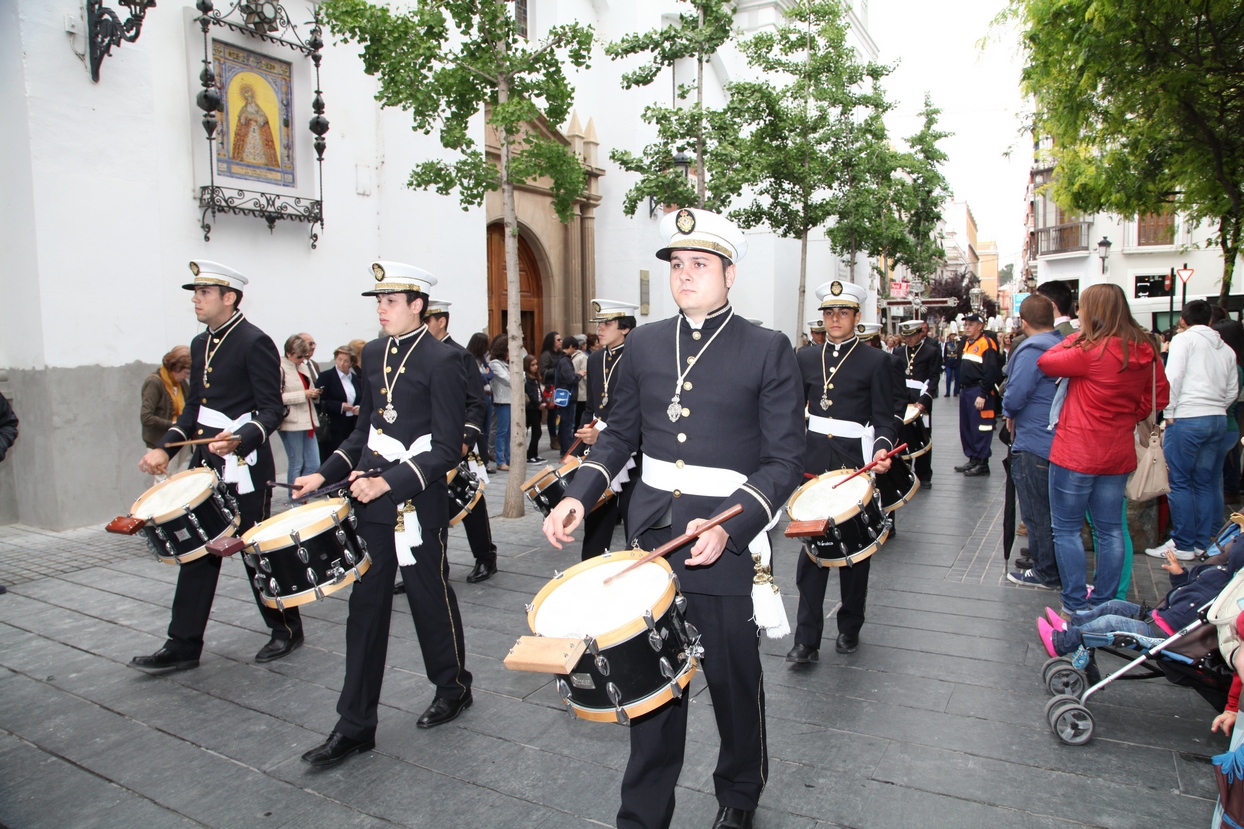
{"left": 466, "top": 558, "right": 497, "bottom": 584}
{"left": 417, "top": 693, "right": 473, "bottom": 728}
{"left": 835, "top": 632, "right": 859, "bottom": 654}
{"left": 393, "top": 581, "right": 405, "bottom": 594}
{"left": 711, "top": 806, "right": 755, "bottom": 829}
{"left": 130, "top": 648, "right": 199, "bottom": 674}
{"left": 953, "top": 460, "right": 977, "bottom": 472}
{"left": 962, "top": 463, "right": 990, "bottom": 477}
{"left": 918, "top": 478, "right": 932, "bottom": 489}
{"left": 255, "top": 633, "right": 303, "bottom": 663}
{"left": 301, "top": 731, "right": 375, "bottom": 768}
{"left": 785, "top": 644, "right": 818, "bottom": 664}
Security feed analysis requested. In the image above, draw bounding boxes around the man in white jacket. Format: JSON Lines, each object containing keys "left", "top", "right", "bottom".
{"left": 1147, "top": 300, "right": 1239, "bottom": 560}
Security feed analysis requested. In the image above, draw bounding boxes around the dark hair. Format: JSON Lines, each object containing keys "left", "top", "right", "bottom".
{"left": 219, "top": 286, "right": 242, "bottom": 310}
{"left": 489, "top": 333, "right": 509, "bottom": 362}
{"left": 427, "top": 310, "right": 450, "bottom": 324}
{"left": 389, "top": 290, "right": 428, "bottom": 322}
{"left": 584, "top": 333, "right": 599, "bottom": 350}
{"left": 563, "top": 336, "right": 579, "bottom": 351}
{"left": 1036, "top": 280, "right": 1073, "bottom": 317}
{"left": 1211, "top": 304, "right": 1228, "bottom": 324}
{"left": 540, "top": 331, "right": 561, "bottom": 355}
{"left": 617, "top": 316, "right": 637, "bottom": 332}
{"left": 1215, "top": 320, "right": 1244, "bottom": 368}
{"left": 1182, "top": 299, "right": 1213, "bottom": 327}
{"left": 1019, "top": 294, "right": 1055, "bottom": 329}
{"left": 467, "top": 332, "right": 490, "bottom": 363}
{"left": 523, "top": 354, "right": 538, "bottom": 373}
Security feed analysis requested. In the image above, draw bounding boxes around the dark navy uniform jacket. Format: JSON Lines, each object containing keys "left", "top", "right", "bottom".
{"left": 582, "top": 343, "right": 626, "bottom": 424}
{"left": 317, "top": 327, "right": 466, "bottom": 529}
{"left": 798, "top": 337, "right": 898, "bottom": 472}
{"left": 159, "top": 312, "right": 282, "bottom": 481}
{"left": 564, "top": 306, "right": 804, "bottom": 596}
{"left": 443, "top": 335, "right": 485, "bottom": 451}
{"left": 894, "top": 337, "right": 943, "bottom": 410}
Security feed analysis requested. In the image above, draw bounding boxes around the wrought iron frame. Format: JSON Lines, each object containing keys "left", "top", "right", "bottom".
{"left": 194, "top": 0, "right": 328, "bottom": 248}
{"left": 86, "top": 0, "right": 158, "bottom": 83}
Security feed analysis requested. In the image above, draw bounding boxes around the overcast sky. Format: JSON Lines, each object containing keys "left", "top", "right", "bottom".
{"left": 871, "top": 0, "right": 1032, "bottom": 275}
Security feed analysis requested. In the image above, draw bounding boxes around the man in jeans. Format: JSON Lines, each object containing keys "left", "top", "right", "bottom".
{"left": 1002, "top": 295, "right": 1064, "bottom": 589}
{"left": 1147, "top": 300, "right": 1238, "bottom": 560}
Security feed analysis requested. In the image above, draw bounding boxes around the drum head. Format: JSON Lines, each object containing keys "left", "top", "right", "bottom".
{"left": 903, "top": 403, "right": 921, "bottom": 424}
{"left": 788, "top": 471, "right": 873, "bottom": 523}
{"left": 532, "top": 559, "right": 671, "bottom": 642}
{"left": 244, "top": 499, "right": 350, "bottom": 549}
{"left": 132, "top": 468, "right": 217, "bottom": 521}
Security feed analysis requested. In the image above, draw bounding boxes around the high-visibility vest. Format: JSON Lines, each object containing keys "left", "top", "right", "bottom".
{"left": 961, "top": 336, "right": 998, "bottom": 419}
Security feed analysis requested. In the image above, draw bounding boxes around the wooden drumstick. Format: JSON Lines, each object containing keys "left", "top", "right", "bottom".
{"left": 161, "top": 437, "right": 221, "bottom": 449}
{"left": 560, "top": 418, "right": 600, "bottom": 463}
{"left": 831, "top": 443, "right": 908, "bottom": 489}
{"left": 562, "top": 508, "right": 577, "bottom": 529}
{"left": 603, "top": 504, "right": 743, "bottom": 584}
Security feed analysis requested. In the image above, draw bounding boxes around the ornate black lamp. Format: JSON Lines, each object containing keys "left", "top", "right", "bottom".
{"left": 1097, "top": 236, "right": 1112, "bottom": 273}
{"left": 86, "top": 0, "right": 157, "bottom": 82}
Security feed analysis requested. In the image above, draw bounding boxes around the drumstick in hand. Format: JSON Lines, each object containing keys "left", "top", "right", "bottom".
{"left": 831, "top": 443, "right": 908, "bottom": 489}
{"left": 560, "top": 418, "right": 600, "bottom": 463}
{"left": 603, "top": 504, "right": 743, "bottom": 584}
{"left": 562, "top": 508, "right": 577, "bottom": 529}
{"left": 162, "top": 437, "right": 221, "bottom": 449}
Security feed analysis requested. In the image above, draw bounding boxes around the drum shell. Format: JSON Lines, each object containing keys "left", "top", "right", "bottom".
{"left": 142, "top": 485, "right": 239, "bottom": 564}
{"left": 244, "top": 504, "right": 371, "bottom": 609}
{"left": 900, "top": 418, "right": 930, "bottom": 459}
{"left": 522, "top": 459, "right": 613, "bottom": 518}
{"left": 876, "top": 455, "right": 919, "bottom": 513}
{"left": 446, "top": 463, "right": 483, "bottom": 526}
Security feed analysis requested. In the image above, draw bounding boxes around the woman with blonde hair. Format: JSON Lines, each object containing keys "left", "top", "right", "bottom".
{"left": 1038, "top": 284, "right": 1170, "bottom": 614}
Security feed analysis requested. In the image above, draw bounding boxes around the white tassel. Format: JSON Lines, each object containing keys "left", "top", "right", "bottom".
{"left": 395, "top": 505, "right": 420, "bottom": 567}
{"left": 752, "top": 579, "right": 790, "bottom": 639}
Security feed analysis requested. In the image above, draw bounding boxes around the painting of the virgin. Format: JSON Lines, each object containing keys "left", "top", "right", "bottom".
{"left": 213, "top": 40, "right": 295, "bottom": 188}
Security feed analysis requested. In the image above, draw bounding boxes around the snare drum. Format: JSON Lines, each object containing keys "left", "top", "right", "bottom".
{"left": 522, "top": 551, "right": 700, "bottom": 724}
{"left": 901, "top": 404, "right": 930, "bottom": 459}
{"left": 130, "top": 468, "right": 240, "bottom": 564}
{"left": 521, "top": 456, "right": 613, "bottom": 517}
{"left": 785, "top": 469, "right": 889, "bottom": 567}
{"left": 446, "top": 462, "right": 484, "bottom": 526}
{"left": 875, "top": 454, "right": 919, "bottom": 512}
{"left": 241, "top": 499, "right": 371, "bottom": 610}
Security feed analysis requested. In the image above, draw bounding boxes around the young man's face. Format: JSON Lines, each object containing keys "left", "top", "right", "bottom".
{"left": 192, "top": 286, "right": 233, "bottom": 326}
{"left": 669, "top": 250, "right": 734, "bottom": 317}
{"left": 597, "top": 320, "right": 626, "bottom": 349}
{"left": 822, "top": 306, "right": 860, "bottom": 343}
{"left": 425, "top": 314, "right": 449, "bottom": 340}
{"left": 810, "top": 330, "right": 826, "bottom": 345}
{"left": 376, "top": 294, "right": 423, "bottom": 337}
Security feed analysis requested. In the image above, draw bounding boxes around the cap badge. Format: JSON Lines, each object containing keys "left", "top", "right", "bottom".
{"left": 830, "top": 281, "right": 843, "bottom": 296}
{"left": 675, "top": 208, "right": 696, "bottom": 234}
{"left": 592, "top": 301, "right": 602, "bottom": 315}
{"left": 189, "top": 262, "right": 200, "bottom": 277}
{"left": 856, "top": 323, "right": 865, "bottom": 334}
{"left": 372, "top": 263, "right": 386, "bottom": 282}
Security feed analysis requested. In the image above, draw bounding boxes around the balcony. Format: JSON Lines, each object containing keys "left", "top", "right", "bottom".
{"left": 1036, "top": 221, "right": 1092, "bottom": 257}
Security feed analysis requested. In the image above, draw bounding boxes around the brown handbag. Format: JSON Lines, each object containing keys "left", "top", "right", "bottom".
{"left": 1125, "top": 365, "right": 1169, "bottom": 501}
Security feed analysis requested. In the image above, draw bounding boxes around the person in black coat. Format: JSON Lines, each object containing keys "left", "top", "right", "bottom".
{"left": 293, "top": 261, "right": 470, "bottom": 769}
{"left": 0, "top": 391, "right": 17, "bottom": 462}
{"left": 894, "top": 319, "right": 942, "bottom": 487}
{"left": 134, "top": 260, "right": 303, "bottom": 672}
{"left": 315, "top": 344, "right": 363, "bottom": 457}
{"left": 543, "top": 209, "right": 804, "bottom": 829}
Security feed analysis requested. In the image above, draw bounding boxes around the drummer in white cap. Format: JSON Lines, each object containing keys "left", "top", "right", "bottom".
{"left": 894, "top": 318, "right": 941, "bottom": 488}
{"left": 132, "top": 260, "right": 305, "bottom": 673}
{"left": 806, "top": 318, "right": 827, "bottom": 347}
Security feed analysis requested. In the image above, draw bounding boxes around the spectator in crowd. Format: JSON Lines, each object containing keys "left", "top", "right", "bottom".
{"left": 552, "top": 337, "right": 579, "bottom": 451}
{"left": 489, "top": 334, "right": 512, "bottom": 470}
{"left": 538, "top": 332, "right": 564, "bottom": 451}
{"left": 314, "top": 344, "right": 361, "bottom": 457}
{"left": 278, "top": 334, "right": 322, "bottom": 491}
{"left": 1215, "top": 320, "right": 1244, "bottom": 505}
{"left": 140, "top": 346, "right": 192, "bottom": 481}
{"left": 1036, "top": 280, "right": 1076, "bottom": 336}
{"left": 584, "top": 332, "right": 600, "bottom": 353}
{"left": 569, "top": 335, "right": 589, "bottom": 428}
{"left": 349, "top": 338, "right": 368, "bottom": 371}
{"left": 1003, "top": 295, "right": 1063, "bottom": 590}
{"left": 0, "top": 390, "right": 15, "bottom": 594}
{"left": 467, "top": 332, "right": 495, "bottom": 470}
{"left": 299, "top": 332, "right": 321, "bottom": 381}
{"left": 942, "top": 333, "right": 960, "bottom": 396}
{"left": 1039, "top": 283, "right": 1169, "bottom": 614}
{"left": 1146, "top": 300, "right": 1238, "bottom": 560}
{"left": 523, "top": 355, "right": 545, "bottom": 462}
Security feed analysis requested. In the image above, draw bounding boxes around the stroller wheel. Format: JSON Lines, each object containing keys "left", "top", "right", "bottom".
{"left": 1049, "top": 702, "right": 1095, "bottom": 746}
{"left": 1046, "top": 666, "right": 1087, "bottom": 698}
{"left": 1041, "top": 656, "right": 1074, "bottom": 690}
{"left": 1044, "top": 693, "right": 1081, "bottom": 722}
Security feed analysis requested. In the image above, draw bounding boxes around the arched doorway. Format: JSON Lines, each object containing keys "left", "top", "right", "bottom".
{"left": 487, "top": 223, "right": 544, "bottom": 357}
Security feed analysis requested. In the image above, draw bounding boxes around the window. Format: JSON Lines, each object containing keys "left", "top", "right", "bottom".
{"left": 514, "top": 0, "right": 528, "bottom": 38}
{"left": 1137, "top": 211, "right": 1175, "bottom": 246}
{"left": 1134, "top": 273, "right": 1174, "bottom": 299}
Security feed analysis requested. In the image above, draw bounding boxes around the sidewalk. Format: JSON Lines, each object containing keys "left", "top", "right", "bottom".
{"left": 0, "top": 401, "right": 1224, "bottom": 828}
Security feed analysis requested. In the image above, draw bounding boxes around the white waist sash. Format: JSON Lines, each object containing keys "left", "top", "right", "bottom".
{"left": 368, "top": 426, "right": 432, "bottom": 565}
{"left": 905, "top": 379, "right": 928, "bottom": 395}
{"left": 807, "top": 415, "right": 875, "bottom": 464}
{"left": 197, "top": 406, "right": 257, "bottom": 494}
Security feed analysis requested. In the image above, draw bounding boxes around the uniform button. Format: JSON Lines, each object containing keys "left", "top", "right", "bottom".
{"left": 212, "top": 338, "right": 220, "bottom": 344}
{"left": 827, "top": 400, "right": 833, "bottom": 406}
{"left": 204, "top": 383, "right": 210, "bottom": 388}
{"left": 828, "top": 383, "right": 834, "bottom": 390}
{"left": 673, "top": 489, "right": 682, "bottom": 498}
{"left": 385, "top": 366, "right": 392, "bottom": 373}
{"left": 391, "top": 347, "right": 398, "bottom": 354}
{"left": 681, "top": 407, "right": 690, "bottom": 417}
{"left": 683, "top": 381, "right": 692, "bottom": 391}
{"left": 692, "top": 331, "right": 702, "bottom": 340}
{"left": 379, "top": 409, "right": 385, "bottom": 415}
{"left": 201, "top": 398, "right": 207, "bottom": 403}
{"left": 686, "top": 356, "right": 695, "bottom": 365}
{"left": 197, "top": 429, "right": 204, "bottom": 436}
{"left": 207, "top": 367, "right": 213, "bottom": 373}
{"left": 376, "top": 428, "right": 383, "bottom": 435}
{"left": 675, "top": 460, "right": 685, "bottom": 469}
{"left": 677, "top": 433, "right": 686, "bottom": 443}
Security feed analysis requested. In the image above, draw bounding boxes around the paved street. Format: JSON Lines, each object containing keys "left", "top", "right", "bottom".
{"left": 0, "top": 401, "right": 1226, "bottom": 829}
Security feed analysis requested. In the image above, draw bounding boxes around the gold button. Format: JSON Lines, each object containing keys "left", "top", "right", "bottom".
{"left": 197, "top": 429, "right": 204, "bottom": 436}
{"left": 677, "top": 433, "right": 686, "bottom": 443}
{"left": 681, "top": 407, "right": 690, "bottom": 417}
{"left": 201, "top": 398, "right": 207, "bottom": 403}
{"left": 399, "top": 367, "right": 406, "bottom": 373}
{"left": 828, "top": 383, "right": 834, "bottom": 390}
{"left": 204, "top": 383, "right": 210, "bottom": 388}
{"left": 675, "top": 460, "right": 685, "bottom": 469}
{"left": 376, "top": 428, "right": 383, "bottom": 434}
{"left": 683, "top": 381, "right": 692, "bottom": 391}
{"left": 213, "top": 338, "right": 220, "bottom": 344}
{"left": 686, "top": 356, "right": 695, "bottom": 365}
{"left": 827, "top": 400, "right": 833, "bottom": 406}
{"left": 207, "top": 367, "right": 213, "bottom": 373}
{"left": 673, "top": 489, "right": 682, "bottom": 498}
{"left": 391, "top": 347, "right": 398, "bottom": 354}
{"left": 692, "top": 331, "right": 702, "bottom": 340}
{"left": 379, "top": 409, "right": 385, "bottom": 415}
{"left": 385, "top": 366, "right": 392, "bottom": 373}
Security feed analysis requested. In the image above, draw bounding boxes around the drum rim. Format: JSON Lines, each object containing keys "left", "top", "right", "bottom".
{"left": 565, "top": 656, "right": 698, "bottom": 723}
{"left": 901, "top": 442, "right": 932, "bottom": 459}
{"left": 130, "top": 467, "right": 219, "bottom": 524}
{"left": 902, "top": 403, "right": 922, "bottom": 425}
{"left": 785, "top": 468, "right": 875, "bottom": 524}
{"left": 804, "top": 526, "right": 890, "bottom": 568}
{"left": 242, "top": 497, "right": 352, "bottom": 552}
{"left": 881, "top": 476, "right": 920, "bottom": 513}
{"left": 527, "top": 550, "right": 677, "bottom": 649}
{"left": 153, "top": 513, "right": 241, "bottom": 565}
{"left": 449, "top": 488, "right": 484, "bottom": 526}
{"left": 258, "top": 554, "right": 371, "bottom": 608}
{"left": 521, "top": 464, "right": 558, "bottom": 492}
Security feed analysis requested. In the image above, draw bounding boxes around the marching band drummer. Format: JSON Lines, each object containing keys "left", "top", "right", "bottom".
{"left": 787, "top": 281, "right": 897, "bottom": 664}
{"left": 292, "top": 262, "right": 472, "bottom": 768}
{"left": 574, "top": 298, "right": 639, "bottom": 560}
{"left": 543, "top": 209, "right": 804, "bottom": 829}
{"left": 133, "top": 260, "right": 304, "bottom": 673}
{"left": 894, "top": 319, "right": 942, "bottom": 489}
{"left": 805, "top": 317, "right": 827, "bottom": 348}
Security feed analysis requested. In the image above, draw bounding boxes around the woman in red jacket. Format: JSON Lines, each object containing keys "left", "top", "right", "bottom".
{"left": 1038, "top": 284, "right": 1170, "bottom": 613}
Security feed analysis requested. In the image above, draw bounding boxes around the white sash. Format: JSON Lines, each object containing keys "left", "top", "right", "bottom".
{"left": 806, "top": 415, "right": 876, "bottom": 465}
{"left": 593, "top": 419, "right": 635, "bottom": 494}
{"left": 905, "top": 379, "right": 928, "bottom": 395}
{"left": 368, "top": 426, "right": 432, "bottom": 565}
{"left": 197, "top": 406, "right": 258, "bottom": 494}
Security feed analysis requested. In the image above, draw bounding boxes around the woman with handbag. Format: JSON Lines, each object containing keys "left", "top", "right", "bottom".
{"left": 1038, "top": 284, "right": 1170, "bottom": 614}
{"left": 279, "top": 334, "right": 322, "bottom": 494}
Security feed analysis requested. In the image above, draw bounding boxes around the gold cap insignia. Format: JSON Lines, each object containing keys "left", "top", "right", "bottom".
{"left": 372, "top": 263, "right": 386, "bottom": 282}
{"left": 830, "top": 281, "right": 843, "bottom": 296}
{"left": 592, "top": 301, "right": 602, "bottom": 315}
{"left": 856, "top": 323, "right": 866, "bottom": 334}
{"left": 188, "top": 262, "right": 200, "bottom": 277}
{"left": 675, "top": 208, "right": 696, "bottom": 235}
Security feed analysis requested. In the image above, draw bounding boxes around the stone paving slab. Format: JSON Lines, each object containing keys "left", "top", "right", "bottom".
{"left": 0, "top": 405, "right": 1227, "bottom": 828}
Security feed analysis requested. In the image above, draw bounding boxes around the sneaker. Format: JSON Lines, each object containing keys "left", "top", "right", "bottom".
{"left": 1044, "top": 607, "right": 1068, "bottom": 631}
{"left": 1144, "top": 539, "right": 1197, "bottom": 560}
{"left": 1007, "top": 569, "right": 1057, "bottom": 589}
{"left": 1036, "top": 618, "right": 1059, "bottom": 658}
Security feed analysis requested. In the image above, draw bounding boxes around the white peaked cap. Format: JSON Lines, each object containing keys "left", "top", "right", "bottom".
{"left": 589, "top": 299, "right": 640, "bottom": 322}
{"left": 362, "top": 261, "right": 438, "bottom": 297}
{"left": 815, "top": 279, "right": 867, "bottom": 309}
{"left": 656, "top": 208, "right": 747, "bottom": 263}
{"left": 183, "top": 260, "right": 248, "bottom": 292}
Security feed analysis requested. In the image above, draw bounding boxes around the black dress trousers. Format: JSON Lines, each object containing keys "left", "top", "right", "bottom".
{"left": 793, "top": 551, "right": 870, "bottom": 645}
{"left": 580, "top": 495, "right": 621, "bottom": 560}
{"left": 460, "top": 491, "right": 497, "bottom": 563}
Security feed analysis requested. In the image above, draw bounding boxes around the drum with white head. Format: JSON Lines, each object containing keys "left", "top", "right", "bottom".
{"left": 785, "top": 468, "right": 889, "bottom": 567}
{"left": 130, "top": 467, "right": 239, "bottom": 564}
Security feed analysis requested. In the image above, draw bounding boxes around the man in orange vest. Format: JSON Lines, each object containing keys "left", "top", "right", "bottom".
{"left": 955, "top": 313, "right": 1004, "bottom": 476}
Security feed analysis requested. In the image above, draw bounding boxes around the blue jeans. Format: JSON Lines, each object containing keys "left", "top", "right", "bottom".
{"left": 1049, "top": 464, "right": 1128, "bottom": 612}
{"left": 280, "top": 430, "right": 321, "bottom": 486}
{"left": 494, "top": 404, "right": 511, "bottom": 466}
{"left": 1053, "top": 599, "right": 1160, "bottom": 654}
{"left": 480, "top": 397, "right": 493, "bottom": 460}
{"left": 557, "top": 401, "right": 575, "bottom": 454}
{"left": 944, "top": 361, "right": 959, "bottom": 395}
{"left": 1012, "top": 451, "right": 1059, "bottom": 586}
{"left": 1165, "top": 415, "right": 1228, "bottom": 550}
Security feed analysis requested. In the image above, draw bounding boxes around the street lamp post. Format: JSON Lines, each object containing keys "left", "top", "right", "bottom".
{"left": 1096, "top": 236, "right": 1112, "bottom": 274}
{"left": 969, "top": 286, "right": 984, "bottom": 316}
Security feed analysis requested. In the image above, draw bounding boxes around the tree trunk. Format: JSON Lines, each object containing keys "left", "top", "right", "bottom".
{"left": 795, "top": 228, "right": 808, "bottom": 343}
{"left": 1219, "top": 214, "right": 1240, "bottom": 308}
{"left": 695, "top": 6, "right": 706, "bottom": 208}
{"left": 499, "top": 77, "right": 528, "bottom": 518}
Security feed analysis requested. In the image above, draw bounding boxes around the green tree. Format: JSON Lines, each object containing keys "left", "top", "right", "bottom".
{"left": 1013, "top": 0, "right": 1244, "bottom": 304}
{"left": 892, "top": 95, "right": 951, "bottom": 282}
{"left": 323, "top": 0, "right": 592, "bottom": 516}
{"left": 605, "top": 0, "right": 736, "bottom": 213}
{"left": 725, "top": 0, "right": 895, "bottom": 340}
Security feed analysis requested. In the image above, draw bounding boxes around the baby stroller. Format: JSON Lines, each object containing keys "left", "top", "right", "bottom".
{"left": 1039, "top": 520, "right": 1242, "bottom": 746}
